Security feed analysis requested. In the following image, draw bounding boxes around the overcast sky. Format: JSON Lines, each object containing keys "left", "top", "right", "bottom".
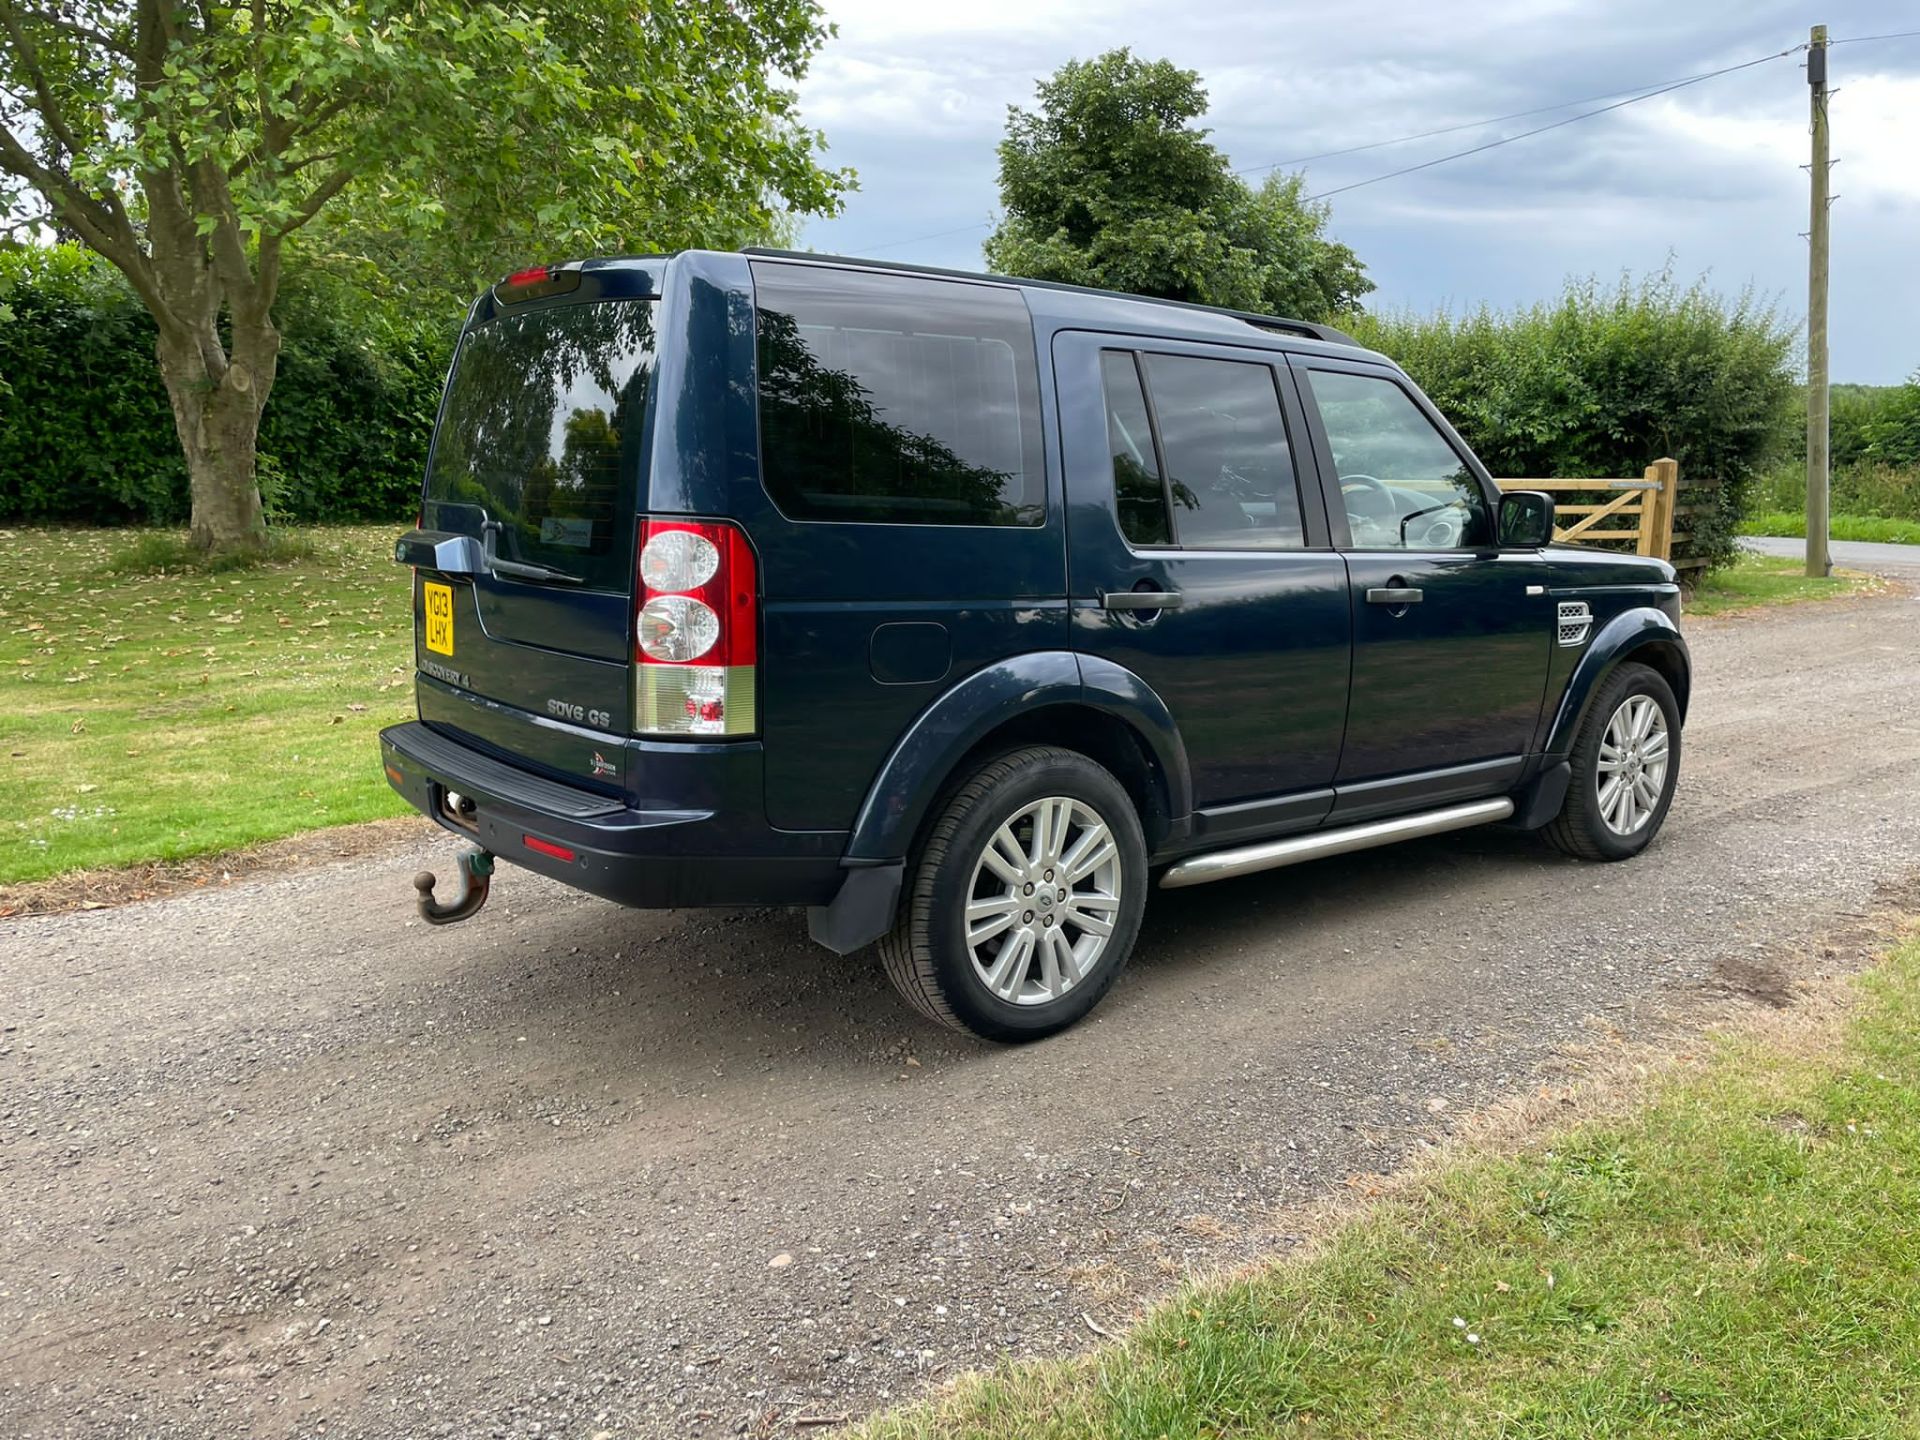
{"left": 794, "top": 0, "right": 1920, "bottom": 383}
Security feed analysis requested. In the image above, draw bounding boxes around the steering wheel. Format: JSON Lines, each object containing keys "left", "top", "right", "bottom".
{"left": 1339, "top": 471, "right": 1396, "bottom": 520}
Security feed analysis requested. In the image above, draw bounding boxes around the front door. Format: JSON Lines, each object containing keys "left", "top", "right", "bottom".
{"left": 1055, "top": 331, "right": 1351, "bottom": 834}
{"left": 1291, "top": 357, "right": 1551, "bottom": 811}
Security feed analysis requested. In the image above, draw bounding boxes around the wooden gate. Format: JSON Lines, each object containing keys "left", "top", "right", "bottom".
{"left": 1495, "top": 458, "right": 1681, "bottom": 561}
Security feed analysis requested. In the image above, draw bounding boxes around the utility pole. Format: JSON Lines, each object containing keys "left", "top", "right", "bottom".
{"left": 1806, "top": 23, "right": 1832, "bottom": 578}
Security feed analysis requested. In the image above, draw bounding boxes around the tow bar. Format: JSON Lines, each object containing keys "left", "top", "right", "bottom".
{"left": 413, "top": 849, "right": 495, "bottom": 925}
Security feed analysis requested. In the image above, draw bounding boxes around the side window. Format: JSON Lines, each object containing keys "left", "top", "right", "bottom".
{"left": 1096, "top": 351, "right": 1304, "bottom": 551}
{"left": 1099, "top": 350, "right": 1172, "bottom": 546}
{"left": 752, "top": 263, "right": 1045, "bottom": 526}
{"left": 1142, "top": 354, "right": 1304, "bottom": 550}
{"left": 1303, "top": 369, "right": 1491, "bottom": 550}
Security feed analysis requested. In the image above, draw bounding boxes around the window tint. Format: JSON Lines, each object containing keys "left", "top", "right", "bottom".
{"left": 1304, "top": 369, "right": 1491, "bottom": 550}
{"left": 753, "top": 264, "right": 1044, "bottom": 526}
{"left": 1099, "top": 350, "right": 1172, "bottom": 546}
{"left": 1143, "top": 354, "right": 1303, "bottom": 550}
{"left": 424, "top": 299, "right": 656, "bottom": 592}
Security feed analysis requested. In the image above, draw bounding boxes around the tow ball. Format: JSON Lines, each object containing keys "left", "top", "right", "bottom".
{"left": 413, "top": 849, "right": 495, "bottom": 925}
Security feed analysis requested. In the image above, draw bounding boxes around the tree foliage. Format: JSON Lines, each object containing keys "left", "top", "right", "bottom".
{"left": 984, "top": 50, "right": 1370, "bottom": 323}
{"left": 0, "top": 1, "right": 848, "bottom": 553}
{"left": 1349, "top": 271, "right": 1798, "bottom": 571}
{"left": 1856, "top": 372, "right": 1920, "bottom": 469}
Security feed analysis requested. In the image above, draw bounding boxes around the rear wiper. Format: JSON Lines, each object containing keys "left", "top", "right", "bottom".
{"left": 482, "top": 520, "right": 583, "bottom": 586}
{"left": 487, "top": 554, "right": 584, "bottom": 585}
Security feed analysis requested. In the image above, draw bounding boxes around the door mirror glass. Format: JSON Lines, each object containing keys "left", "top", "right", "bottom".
{"left": 1498, "top": 490, "right": 1556, "bottom": 548}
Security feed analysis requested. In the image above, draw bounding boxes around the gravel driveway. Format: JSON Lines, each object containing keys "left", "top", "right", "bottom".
{"left": 5, "top": 586, "right": 1919, "bottom": 1439}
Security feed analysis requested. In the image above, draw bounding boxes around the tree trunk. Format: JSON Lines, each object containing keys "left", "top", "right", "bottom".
{"left": 154, "top": 312, "right": 279, "bottom": 557}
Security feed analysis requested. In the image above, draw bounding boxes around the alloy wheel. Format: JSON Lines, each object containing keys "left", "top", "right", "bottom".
{"left": 1597, "top": 693, "right": 1670, "bottom": 836}
{"left": 963, "top": 795, "right": 1123, "bottom": 1006}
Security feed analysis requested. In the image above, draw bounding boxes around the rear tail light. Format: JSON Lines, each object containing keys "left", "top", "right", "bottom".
{"left": 634, "top": 518, "right": 757, "bottom": 737}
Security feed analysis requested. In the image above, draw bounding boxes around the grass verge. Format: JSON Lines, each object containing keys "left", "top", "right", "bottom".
{"left": 0, "top": 525, "right": 413, "bottom": 885}
{"left": 860, "top": 929, "right": 1920, "bottom": 1439}
{"left": 1684, "top": 550, "right": 1881, "bottom": 617}
{"left": 1741, "top": 510, "right": 1920, "bottom": 546}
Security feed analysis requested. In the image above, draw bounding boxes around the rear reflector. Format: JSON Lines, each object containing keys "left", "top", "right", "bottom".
{"left": 523, "top": 834, "right": 577, "bottom": 863}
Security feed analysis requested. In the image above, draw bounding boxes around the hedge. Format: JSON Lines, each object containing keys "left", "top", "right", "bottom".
{"left": 1346, "top": 271, "right": 1798, "bottom": 571}
{"left": 2, "top": 250, "right": 1805, "bottom": 565}
{"left": 0, "top": 244, "right": 454, "bottom": 524}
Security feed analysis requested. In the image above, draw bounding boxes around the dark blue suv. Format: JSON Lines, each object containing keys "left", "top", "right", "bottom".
{"left": 382, "top": 249, "right": 1689, "bottom": 1041}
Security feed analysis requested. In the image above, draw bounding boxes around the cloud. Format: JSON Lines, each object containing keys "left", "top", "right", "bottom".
{"left": 796, "top": 0, "right": 1920, "bottom": 379}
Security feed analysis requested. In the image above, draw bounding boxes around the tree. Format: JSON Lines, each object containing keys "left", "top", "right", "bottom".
{"left": 984, "top": 50, "right": 1370, "bottom": 323}
{"left": 0, "top": 2, "right": 848, "bottom": 557}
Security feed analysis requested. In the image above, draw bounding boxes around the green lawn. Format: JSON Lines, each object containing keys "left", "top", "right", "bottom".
{"left": 861, "top": 933, "right": 1920, "bottom": 1439}
{"left": 1742, "top": 510, "right": 1920, "bottom": 546}
{"left": 0, "top": 526, "right": 413, "bottom": 884}
{"left": 1684, "top": 550, "right": 1878, "bottom": 617}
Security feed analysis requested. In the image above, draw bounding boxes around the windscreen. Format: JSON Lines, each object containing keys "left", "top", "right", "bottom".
{"left": 423, "top": 299, "right": 658, "bottom": 592}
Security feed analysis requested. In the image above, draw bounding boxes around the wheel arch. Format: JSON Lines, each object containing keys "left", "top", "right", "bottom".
{"left": 1545, "top": 608, "right": 1691, "bottom": 757}
{"left": 842, "top": 651, "right": 1192, "bottom": 863}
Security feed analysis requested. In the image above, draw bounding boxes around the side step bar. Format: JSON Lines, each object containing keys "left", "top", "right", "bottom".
{"left": 1159, "top": 797, "right": 1515, "bottom": 889}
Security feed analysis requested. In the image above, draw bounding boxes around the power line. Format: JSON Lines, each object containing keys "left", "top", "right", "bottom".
{"left": 1830, "top": 29, "right": 1920, "bottom": 45}
{"left": 1304, "top": 42, "right": 1804, "bottom": 202}
{"left": 1248, "top": 27, "right": 1920, "bottom": 176}
{"left": 1238, "top": 68, "right": 1769, "bottom": 175}
{"left": 842, "top": 36, "right": 1827, "bottom": 253}
{"left": 858, "top": 219, "right": 993, "bottom": 255}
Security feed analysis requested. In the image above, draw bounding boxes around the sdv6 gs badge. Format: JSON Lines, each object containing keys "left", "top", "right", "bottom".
{"left": 547, "top": 698, "right": 613, "bottom": 728}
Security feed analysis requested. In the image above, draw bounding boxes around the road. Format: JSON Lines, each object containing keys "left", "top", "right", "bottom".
{"left": 5, "top": 583, "right": 1920, "bottom": 1439}
{"left": 1743, "top": 533, "right": 1920, "bottom": 577}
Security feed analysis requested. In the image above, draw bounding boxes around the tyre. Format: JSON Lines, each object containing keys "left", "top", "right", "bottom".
{"left": 1542, "top": 661, "right": 1682, "bottom": 862}
{"left": 878, "top": 745, "right": 1148, "bottom": 1042}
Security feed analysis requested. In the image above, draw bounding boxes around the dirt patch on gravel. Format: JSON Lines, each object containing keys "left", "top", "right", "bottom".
{"left": 0, "top": 815, "right": 426, "bottom": 917}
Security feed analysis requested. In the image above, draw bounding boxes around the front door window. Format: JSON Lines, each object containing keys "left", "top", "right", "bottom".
{"left": 1304, "top": 370, "right": 1490, "bottom": 550}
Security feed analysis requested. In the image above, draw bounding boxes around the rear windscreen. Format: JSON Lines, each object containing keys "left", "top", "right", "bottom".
{"left": 423, "top": 299, "right": 658, "bottom": 592}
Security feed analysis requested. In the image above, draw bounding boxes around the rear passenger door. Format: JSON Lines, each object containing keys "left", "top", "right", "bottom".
{"left": 1291, "top": 357, "right": 1552, "bottom": 815}
{"left": 1055, "top": 331, "right": 1351, "bottom": 838}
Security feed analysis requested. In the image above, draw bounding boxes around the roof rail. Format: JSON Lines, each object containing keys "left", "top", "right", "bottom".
{"left": 738, "top": 247, "right": 1360, "bottom": 348}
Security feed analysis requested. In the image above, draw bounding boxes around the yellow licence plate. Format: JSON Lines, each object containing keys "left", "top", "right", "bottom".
{"left": 423, "top": 581, "right": 454, "bottom": 656}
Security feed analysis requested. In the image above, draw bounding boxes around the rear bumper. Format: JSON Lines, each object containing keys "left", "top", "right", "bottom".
{"left": 380, "top": 721, "right": 845, "bottom": 909}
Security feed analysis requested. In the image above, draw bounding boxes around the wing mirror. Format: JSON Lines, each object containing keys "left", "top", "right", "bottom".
{"left": 1497, "top": 490, "right": 1556, "bottom": 548}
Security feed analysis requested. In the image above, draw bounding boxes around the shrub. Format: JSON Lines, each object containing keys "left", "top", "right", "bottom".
{"left": 1346, "top": 270, "right": 1798, "bottom": 571}
{"left": 0, "top": 244, "right": 187, "bottom": 521}
{"left": 0, "top": 244, "right": 453, "bottom": 525}
{"left": 1754, "top": 459, "right": 1920, "bottom": 523}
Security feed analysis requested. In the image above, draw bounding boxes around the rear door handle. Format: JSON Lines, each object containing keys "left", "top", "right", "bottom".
{"left": 1101, "top": 589, "right": 1183, "bottom": 611}
{"left": 1365, "top": 586, "right": 1424, "bottom": 606}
